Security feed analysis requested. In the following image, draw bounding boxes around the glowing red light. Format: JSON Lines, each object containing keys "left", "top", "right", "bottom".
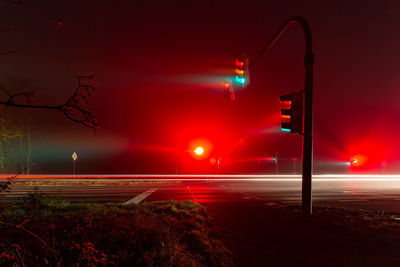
{"left": 350, "top": 155, "right": 367, "bottom": 168}
{"left": 194, "top": 146, "right": 204, "bottom": 156}
{"left": 280, "top": 100, "right": 291, "bottom": 108}
{"left": 235, "top": 59, "right": 244, "bottom": 67}
{"left": 222, "top": 81, "right": 230, "bottom": 88}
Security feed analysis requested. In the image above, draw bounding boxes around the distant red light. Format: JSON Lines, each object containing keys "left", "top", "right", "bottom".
{"left": 350, "top": 155, "right": 367, "bottom": 167}
{"left": 188, "top": 138, "right": 213, "bottom": 163}
{"left": 194, "top": 146, "right": 204, "bottom": 156}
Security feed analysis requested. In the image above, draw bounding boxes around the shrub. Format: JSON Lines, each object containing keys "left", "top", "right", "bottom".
{"left": 0, "top": 197, "right": 232, "bottom": 266}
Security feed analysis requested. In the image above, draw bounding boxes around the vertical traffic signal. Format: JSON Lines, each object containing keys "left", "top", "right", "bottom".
{"left": 233, "top": 57, "right": 249, "bottom": 86}
{"left": 223, "top": 56, "right": 249, "bottom": 101}
{"left": 280, "top": 91, "right": 303, "bottom": 134}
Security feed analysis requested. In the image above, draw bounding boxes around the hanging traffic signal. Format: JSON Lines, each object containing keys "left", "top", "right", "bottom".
{"left": 280, "top": 91, "right": 303, "bottom": 134}
{"left": 233, "top": 57, "right": 249, "bottom": 86}
{"left": 223, "top": 56, "right": 249, "bottom": 102}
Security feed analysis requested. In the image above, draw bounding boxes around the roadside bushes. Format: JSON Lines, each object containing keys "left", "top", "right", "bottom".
{"left": 0, "top": 193, "right": 232, "bottom": 266}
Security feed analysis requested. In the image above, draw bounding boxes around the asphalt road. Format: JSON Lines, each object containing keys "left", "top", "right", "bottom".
{"left": 2, "top": 175, "right": 400, "bottom": 212}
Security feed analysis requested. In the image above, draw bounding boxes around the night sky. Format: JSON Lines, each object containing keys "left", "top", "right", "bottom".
{"left": 1, "top": 0, "right": 400, "bottom": 174}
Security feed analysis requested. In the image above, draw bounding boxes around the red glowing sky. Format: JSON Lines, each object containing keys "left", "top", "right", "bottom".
{"left": 1, "top": 0, "right": 400, "bottom": 173}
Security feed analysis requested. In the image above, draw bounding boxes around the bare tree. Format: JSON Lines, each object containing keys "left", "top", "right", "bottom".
{"left": 0, "top": 73, "right": 100, "bottom": 130}
{"left": 0, "top": 0, "right": 99, "bottom": 130}
{"left": 0, "top": 0, "right": 99, "bottom": 177}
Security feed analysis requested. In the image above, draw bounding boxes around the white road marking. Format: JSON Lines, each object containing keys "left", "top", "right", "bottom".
{"left": 338, "top": 199, "right": 368, "bottom": 202}
{"left": 124, "top": 188, "right": 157, "bottom": 205}
{"left": 264, "top": 202, "right": 285, "bottom": 207}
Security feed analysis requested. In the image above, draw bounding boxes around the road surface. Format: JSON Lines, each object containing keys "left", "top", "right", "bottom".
{"left": 2, "top": 175, "right": 400, "bottom": 212}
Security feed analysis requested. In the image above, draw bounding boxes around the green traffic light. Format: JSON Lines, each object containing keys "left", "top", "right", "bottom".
{"left": 234, "top": 76, "right": 246, "bottom": 85}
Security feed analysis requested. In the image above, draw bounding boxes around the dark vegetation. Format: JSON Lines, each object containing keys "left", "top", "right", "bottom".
{"left": 205, "top": 196, "right": 400, "bottom": 266}
{"left": 0, "top": 189, "right": 232, "bottom": 266}
{"left": 289, "top": 205, "right": 400, "bottom": 247}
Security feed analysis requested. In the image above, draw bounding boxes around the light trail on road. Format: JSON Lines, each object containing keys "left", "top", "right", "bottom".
{"left": 2, "top": 175, "right": 400, "bottom": 212}
{"left": 3, "top": 174, "right": 400, "bottom": 181}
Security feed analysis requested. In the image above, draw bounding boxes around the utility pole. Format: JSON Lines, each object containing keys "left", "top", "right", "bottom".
{"left": 274, "top": 152, "right": 279, "bottom": 174}
{"left": 292, "top": 157, "right": 297, "bottom": 174}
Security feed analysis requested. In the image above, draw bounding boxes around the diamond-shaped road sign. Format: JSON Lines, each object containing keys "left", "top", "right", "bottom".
{"left": 72, "top": 152, "right": 78, "bottom": 161}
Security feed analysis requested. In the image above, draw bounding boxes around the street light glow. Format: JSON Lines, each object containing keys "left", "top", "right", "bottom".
{"left": 194, "top": 146, "right": 204, "bottom": 156}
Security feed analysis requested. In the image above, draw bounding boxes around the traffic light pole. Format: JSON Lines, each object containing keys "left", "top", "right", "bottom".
{"left": 303, "top": 24, "right": 314, "bottom": 216}
{"left": 250, "top": 16, "right": 314, "bottom": 215}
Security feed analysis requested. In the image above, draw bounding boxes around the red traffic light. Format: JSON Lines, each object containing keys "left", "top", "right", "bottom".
{"left": 235, "top": 58, "right": 244, "bottom": 67}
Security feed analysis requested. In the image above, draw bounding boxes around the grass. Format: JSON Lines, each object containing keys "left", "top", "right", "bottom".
{"left": 287, "top": 205, "right": 400, "bottom": 251}
{"left": 0, "top": 189, "right": 232, "bottom": 266}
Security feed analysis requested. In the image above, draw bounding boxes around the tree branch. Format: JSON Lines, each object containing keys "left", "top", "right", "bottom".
{"left": 0, "top": 50, "right": 15, "bottom": 56}
{"left": 0, "top": 28, "right": 12, "bottom": 33}
{"left": 0, "top": 73, "right": 100, "bottom": 131}
{"left": 2, "top": 0, "right": 69, "bottom": 31}
{"left": 0, "top": 169, "right": 24, "bottom": 194}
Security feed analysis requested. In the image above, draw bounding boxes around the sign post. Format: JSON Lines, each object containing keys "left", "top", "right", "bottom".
{"left": 72, "top": 152, "right": 78, "bottom": 176}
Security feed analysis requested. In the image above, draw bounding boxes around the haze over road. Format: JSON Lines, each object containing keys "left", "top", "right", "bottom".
{"left": 3, "top": 175, "right": 400, "bottom": 213}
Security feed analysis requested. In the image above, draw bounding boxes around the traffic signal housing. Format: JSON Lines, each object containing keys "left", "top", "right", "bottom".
{"left": 223, "top": 56, "right": 249, "bottom": 101}
{"left": 280, "top": 91, "right": 303, "bottom": 134}
{"left": 233, "top": 57, "right": 249, "bottom": 86}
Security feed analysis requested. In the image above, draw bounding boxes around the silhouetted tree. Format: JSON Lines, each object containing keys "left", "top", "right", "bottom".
{"left": 0, "top": 1, "right": 99, "bottom": 130}
{"left": 0, "top": 73, "right": 100, "bottom": 130}
{"left": 0, "top": 0, "right": 100, "bottom": 175}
